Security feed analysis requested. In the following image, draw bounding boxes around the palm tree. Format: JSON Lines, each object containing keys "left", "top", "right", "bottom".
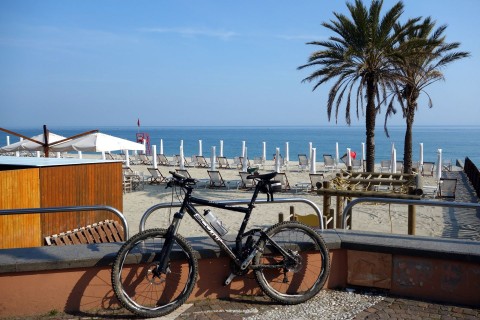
{"left": 298, "top": 0, "right": 418, "bottom": 172}
{"left": 384, "top": 17, "right": 470, "bottom": 173}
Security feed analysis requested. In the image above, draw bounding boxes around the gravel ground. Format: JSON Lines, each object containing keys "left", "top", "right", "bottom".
{"left": 245, "top": 289, "right": 385, "bottom": 320}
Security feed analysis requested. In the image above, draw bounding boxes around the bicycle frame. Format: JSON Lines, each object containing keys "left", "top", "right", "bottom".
{"left": 157, "top": 176, "right": 296, "bottom": 274}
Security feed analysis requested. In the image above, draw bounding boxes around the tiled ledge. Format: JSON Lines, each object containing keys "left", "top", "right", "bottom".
{"left": 1, "top": 229, "right": 479, "bottom": 274}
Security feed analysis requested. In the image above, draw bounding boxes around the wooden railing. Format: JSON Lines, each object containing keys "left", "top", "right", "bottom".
{"left": 464, "top": 157, "right": 480, "bottom": 198}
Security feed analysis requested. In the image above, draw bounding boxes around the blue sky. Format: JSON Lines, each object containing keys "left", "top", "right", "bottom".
{"left": 0, "top": 0, "right": 478, "bottom": 128}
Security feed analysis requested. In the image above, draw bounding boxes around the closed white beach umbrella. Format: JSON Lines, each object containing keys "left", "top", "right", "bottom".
{"left": 262, "top": 142, "right": 266, "bottom": 161}
{"left": 211, "top": 146, "right": 216, "bottom": 171}
{"left": 77, "top": 151, "right": 82, "bottom": 159}
{"left": 310, "top": 148, "right": 316, "bottom": 174}
{"left": 347, "top": 148, "right": 352, "bottom": 167}
{"left": 242, "top": 141, "right": 246, "bottom": 158}
{"left": 285, "top": 142, "right": 289, "bottom": 163}
{"left": 309, "top": 142, "right": 313, "bottom": 162}
{"left": 152, "top": 145, "right": 157, "bottom": 168}
{"left": 335, "top": 142, "right": 339, "bottom": 165}
{"left": 220, "top": 140, "right": 223, "bottom": 157}
{"left": 419, "top": 143, "right": 424, "bottom": 165}
{"left": 6, "top": 136, "right": 10, "bottom": 146}
{"left": 125, "top": 150, "right": 130, "bottom": 167}
{"left": 180, "top": 145, "right": 185, "bottom": 170}
{"left": 275, "top": 147, "right": 280, "bottom": 172}
{"left": 391, "top": 147, "right": 397, "bottom": 173}
{"left": 242, "top": 147, "right": 248, "bottom": 172}
{"left": 36, "top": 151, "right": 41, "bottom": 158}
{"left": 361, "top": 142, "right": 365, "bottom": 160}
{"left": 199, "top": 140, "right": 202, "bottom": 157}
{"left": 436, "top": 149, "right": 442, "bottom": 180}
{"left": 101, "top": 151, "right": 105, "bottom": 160}
{"left": 159, "top": 139, "right": 163, "bottom": 154}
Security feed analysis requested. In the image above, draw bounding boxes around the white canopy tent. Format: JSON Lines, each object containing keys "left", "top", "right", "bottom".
{"left": 50, "top": 132, "right": 145, "bottom": 153}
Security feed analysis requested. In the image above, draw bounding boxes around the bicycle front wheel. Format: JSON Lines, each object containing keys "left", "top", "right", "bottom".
{"left": 111, "top": 228, "right": 198, "bottom": 318}
{"left": 253, "top": 221, "right": 330, "bottom": 304}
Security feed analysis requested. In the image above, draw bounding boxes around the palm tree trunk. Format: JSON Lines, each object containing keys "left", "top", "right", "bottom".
{"left": 403, "top": 104, "right": 415, "bottom": 173}
{"left": 365, "top": 76, "right": 376, "bottom": 172}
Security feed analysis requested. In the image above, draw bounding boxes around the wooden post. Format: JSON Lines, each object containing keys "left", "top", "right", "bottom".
{"left": 322, "top": 181, "right": 331, "bottom": 227}
{"left": 290, "top": 206, "right": 295, "bottom": 221}
{"left": 408, "top": 205, "right": 416, "bottom": 235}
{"left": 328, "top": 209, "right": 335, "bottom": 229}
{"left": 278, "top": 213, "right": 284, "bottom": 223}
{"left": 336, "top": 196, "right": 344, "bottom": 228}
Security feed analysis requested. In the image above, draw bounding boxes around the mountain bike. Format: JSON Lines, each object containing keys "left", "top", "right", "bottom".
{"left": 111, "top": 171, "right": 330, "bottom": 318}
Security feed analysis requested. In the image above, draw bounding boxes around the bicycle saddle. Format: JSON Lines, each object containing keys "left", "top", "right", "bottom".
{"left": 247, "top": 171, "right": 277, "bottom": 181}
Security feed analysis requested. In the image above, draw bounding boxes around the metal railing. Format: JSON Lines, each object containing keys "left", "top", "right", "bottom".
{"left": 139, "top": 197, "right": 324, "bottom": 232}
{"left": 342, "top": 197, "right": 480, "bottom": 229}
{"left": 0, "top": 205, "right": 129, "bottom": 240}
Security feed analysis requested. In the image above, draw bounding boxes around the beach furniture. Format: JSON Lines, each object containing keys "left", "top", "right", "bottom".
{"left": 157, "top": 154, "right": 174, "bottom": 166}
{"left": 443, "top": 159, "right": 452, "bottom": 172}
{"left": 233, "top": 156, "right": 242, "bottom": 169}
{"left": 217, "top": 156, "right": 231, "bottom": 169}
{"left": 438, "top": 178, "right": 457, "bottom": 198}
{"left": 290, "top": 213, "right": 320, "bottom": 228}
{"left": 275, "top": 172, "right": 291, "bottom": 191}
{"left": 122, "top": 175, "right": 133, "bottom": 193}
{"left": 396, "top": 161, "right": 404, "bottom": 173}
{"left": 380, "top": 160, "right": 391, "bottom": 172}
{"left": 422, "top": 162, "right": 435, "bottom": 176}
{"left": 352, "top": 159, "right": 363, "bottom": 172}
{"left": 147, "top": 167, "right": 170, "bottom": 184}
{"left": 123, "top": 166, "right": 143, "bottom": 190}
{"left": 139, "top": 154, "right": 152, "bottom": 165}
{"left": 239, "top": 171, "right": 256, "bottom": 190}
{"left": 323, "top": 154, "right": 336, "bottom": 171}
{"left": 253, "top": 156, "right": 264, "bottom": 169}
{"left": 45, "top": 219, "right": 125, "bottom": 245}
{"left": 207, "top": 170, "right": 240, "bottom": 189}
{"left": 298, "top": 154, "right": 309, "bottom": 171}
{"left": 195, "top": 155, "right": 210, "bottom": 168}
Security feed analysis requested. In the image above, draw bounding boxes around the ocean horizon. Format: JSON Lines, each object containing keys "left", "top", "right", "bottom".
{"left": 1, "top": 125, "right": 479, "bottom": 166}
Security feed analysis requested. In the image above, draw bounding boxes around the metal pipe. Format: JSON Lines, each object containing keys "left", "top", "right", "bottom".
{"left": 139, "top": 197, "right": 324, "bottom": 232}
{"left": 342, "top": 197, "right": 480, "bottom": 229}
{"left": 0, "top": 205, "right": 129, "bottom": 240}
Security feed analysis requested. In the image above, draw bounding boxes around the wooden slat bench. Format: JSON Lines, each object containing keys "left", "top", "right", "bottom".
{"left": 45, "top": 220, "right": 125, "bottom": 246}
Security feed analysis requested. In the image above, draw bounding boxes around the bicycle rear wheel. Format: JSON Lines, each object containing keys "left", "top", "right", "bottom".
{"left": 253, "top": 221, "right": 330, "bottom": 304}
{"left": 111, "top": 228, "right": 198, "bottom": 318}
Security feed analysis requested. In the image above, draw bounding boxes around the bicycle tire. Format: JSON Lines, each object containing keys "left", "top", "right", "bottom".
{"left": 111, "top": 228, "right": 198, "bottom": 318}
{"left": 253, "top": 221, "right": 330, "bottom": 304}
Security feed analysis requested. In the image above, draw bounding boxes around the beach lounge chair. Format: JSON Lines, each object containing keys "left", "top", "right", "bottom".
{"left": 396, "top": 161, "right": 404, "bottom": 174}
{"left": 380, "top": 160, "right": 391, "bottom": 173}
{"left": 157, "top": 154, "right": 174, "bottom": 166}
{"left": 122, "top": 175, "right": 133, "bottom": 193}
{"left": 238, "top": 171, "right": 256, "bottom": 190}
{"left": 275, "top": 172, "right": 291, "bottom": 191}
{"left": 147, "top": 167, "right": 169, "bottom": 184}
{"left": 233, "top": 156, "right": 242, "bottom": 169}
{"left": 298, "top": 154, "right": 309, "bottom": 171}
{"left": 195, "top": 155, "right": 210, "bottom": 168}
{"left": 105, "top": 152, "right": 116, "bottom": 160}
{"left": 323, "top": 154, "right": 336, "bottom": 171}
{"left": 253, "top": 156, "right": 264, "bottom": 169}
{"left": 123, "top": 166, "right": 143, "bottom": 190}
{"left": 207, "top": 170, "right": 240, "bottom": 189}
{"left": 272, "top": 154, "right": 286, "bottom": 171}
{"left": 351, "top": 159, "right": 363, "bottom": 172}
{"left": 439, "top": 178, "right": 457, "bottom": 198}
{"left": 217, "top": 156, "right": 231, "bottom": 169}
{"left": 422, "top": 162, "right": 435, "bottom": 176}
{"left": 239, "top": 157, "right": 251, "bottom": 169}
{"left": 139, "top": 154, "right": 152, "bottom": 165}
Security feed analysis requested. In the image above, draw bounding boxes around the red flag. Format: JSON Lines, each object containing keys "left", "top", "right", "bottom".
{"left": 137, "top": 118, "right": 140, "bottom": 127}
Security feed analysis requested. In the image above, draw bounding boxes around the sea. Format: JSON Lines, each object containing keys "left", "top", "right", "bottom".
{"left": 1, "top": 125, "right": 479, "bottom": 166}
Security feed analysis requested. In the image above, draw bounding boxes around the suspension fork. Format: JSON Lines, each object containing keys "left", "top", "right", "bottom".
{"left": 154, "top": 211, "right": 183, "bottom": 275}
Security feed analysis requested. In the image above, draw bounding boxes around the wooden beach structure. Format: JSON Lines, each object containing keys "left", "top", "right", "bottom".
{"left": 317, "top": 170, "right": 422, "bottom": 233}
{"left": 0, "top": 156, "right": 123, "bottom": 249}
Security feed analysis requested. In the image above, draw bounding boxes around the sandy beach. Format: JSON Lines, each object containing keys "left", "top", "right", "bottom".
{"left": 113, "top": 156, "right": 478, "bottom": 240}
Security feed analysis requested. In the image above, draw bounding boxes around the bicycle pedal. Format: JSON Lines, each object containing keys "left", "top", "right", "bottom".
{"left": 224, "top": 273, "right": 236, "bottom": 286}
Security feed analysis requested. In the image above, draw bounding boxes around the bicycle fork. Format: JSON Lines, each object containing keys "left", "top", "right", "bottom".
{"left": 153, "top": 213, "right": 183, "bottom": 277}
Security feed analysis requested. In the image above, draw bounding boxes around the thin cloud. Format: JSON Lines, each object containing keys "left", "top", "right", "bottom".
{"left": 139, "top": 27, "right": 238, "bottom": 40}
